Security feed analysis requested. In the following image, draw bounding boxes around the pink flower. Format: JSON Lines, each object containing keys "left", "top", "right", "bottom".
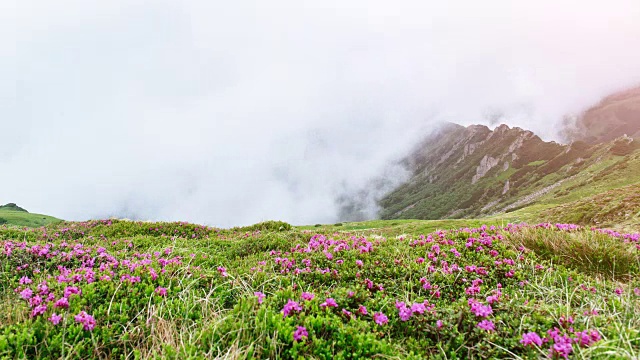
{"left": 550, "top": 336, "right": 573, "bottom": 359}
{"left": 74, "top": 311, "right": 96, "bottom": 331}
{"left": 49, "top": 313, "right": 62, "bottom": 325}
{"left": 477, "top": 320, "right": 495, "bottom": 331}
{"left": 155, "top": 287, "right": 167, "bottom": 296}
{"left": 355, "top": 260, "right": 363, "bottom": 267}
{"left": 293, "top": 326, "right": 308, "bottom": 341}
{"left": 37, "top": 283, "right": 49, "bottom": 295}
{"left": 342, "top": 308, "right": 353, "bottom": 318}
{"left": 254, "top": 292, "right": 266, "bottom": 304}
{"left": 634, "top": 288, "right": 640, "bottom": 296}
{"left": 365, "top": 278, "right": 374, "bottom": 289}
{"left": 19, "top": 288, "right": 33, "bottom": 300}
{"left": 29, "top": 295, "right": 43, "bottom": 307}
{"left": 358, "top": 305, "right": 368, "bottom": 315}
{"left": 520, "top": 332, "right": 543, "bottom": 347}
{"left": 574, "top": 330, "right": 601, "bottom": 347}
{"left": 282, "top": 299, "right": 303, "bottom": 318}
{"left": 614, "top": 288, "right": 623, "bottom": 296}
{"left": 373, "top": 312, "right": 388, "bottom": 325}
{"left": 399, "top": 307, "right": 412, "bottom": 321}
{"left": 320, "top": 298, "right": 338, "bottom": 308}
{"left": 55, "top": 297, "right": 70, "bottom": 309}
{"left": 411, "top": 302, "right": 426, "bottom": 315}
{"left": 436, "top": 320, "right": 443, "bottom": 329}
{"left": 301, "top": 292, "right": 315, "bottom": 301}
{"left": 19, "top": 276, "right": 32, "bottom": 285}
{"left": 217, "top": 266, "right": 228, "bottom": 277}
{"left": 559, "top": 315, "right": 574, "bottom": 328}
{"left": 63, "top": 286, "right": 81, "bottom": 298}
{"left": 470, "top": 302, "right": 493, "bottom": 317}
{"left": 31, "top": 304, "right": 47, "bottom": 317}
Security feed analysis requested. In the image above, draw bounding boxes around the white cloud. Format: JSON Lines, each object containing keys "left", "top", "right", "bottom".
{"left": 2, "top": 0, "right": 640, "bottom": 226}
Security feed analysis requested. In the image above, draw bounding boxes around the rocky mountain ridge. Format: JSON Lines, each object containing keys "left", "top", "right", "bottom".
{"left": 338, "top": 114, "right": 640, "bottom": 224}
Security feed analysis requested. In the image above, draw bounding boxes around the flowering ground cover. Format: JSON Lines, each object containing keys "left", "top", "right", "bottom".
{"left": 1, "top": 220, "right": 639, "bottom": 359}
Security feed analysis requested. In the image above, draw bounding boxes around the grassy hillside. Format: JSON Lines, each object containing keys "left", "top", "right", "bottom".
{"left": 1, "top": 219, "right": 638, "bottom": 359}
{"left": 371, "top": 122, "right": 640, "bottom": 224}
{"left": 0, "top": 208, "right": 62, "bottom": 227}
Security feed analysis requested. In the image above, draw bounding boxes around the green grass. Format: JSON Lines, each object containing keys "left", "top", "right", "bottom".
{"left": 527, "top": 160, "right": 546, "bottom": 167}
{"left": 0, "top": 209, "right": 62, "bottom": 227}
{"left": 1, "top": 219, "right": 639, "bottom": 359}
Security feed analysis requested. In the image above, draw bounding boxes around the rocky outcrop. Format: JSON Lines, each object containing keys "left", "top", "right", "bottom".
{"left": 472, "top": 155, "right": 500, "bottom": 184}
{"left": 502, "top": 180, "right": 510, "bottom": 195}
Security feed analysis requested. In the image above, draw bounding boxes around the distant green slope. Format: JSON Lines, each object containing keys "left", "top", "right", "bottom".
{"left": 0, "top": 207, "right": 62, "bottom": 227}
{"left": 361, "top": 122, "right": 640, "bottom": 224}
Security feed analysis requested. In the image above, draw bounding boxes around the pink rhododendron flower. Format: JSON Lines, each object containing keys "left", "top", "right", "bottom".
{"left": 373, "top": 312, "right": 388, "bottom": 325}
{"left": 293, "top": 326, "right": 308, "bottom": 341}
{"left": 217, "top": 266, "right": 228, "bottom": 277}
{"left": 31, "top": 304, "right": 47, "bottom": 317}
{"left": 477, "top": 320, "right": 495, "bottom": 331}
{"left": 49, "top": 313, "right": 62, "bottom": 325}
{"left": 301, "top": 292, "right": 314, "bottom": 301}
{"left": 559, "top": 315, "right": 574, "bottom": 328}
{"left": 155, "top": 287, "right": 167, "bottom": 296}
{"left": 29, "top": 295, "right": 43, "bottom": 307}
{"left": 550, "top": 336, "right": 573, "bottom": 359}
{"left": 470, "top": 302, "right": 493, "bottom": 317}
{"left": 520, "top": 332, "right": 543, "bottom": 347}
{"left": 19, "top": 288, "right": 33, "bottom": 300}
{"left": 55, "top": 297, "right": 70, "bottom": 309}
{"left": 254, "top": 292, "right": 266, "bottom": 304}
{"left": 63, "top": 286, "right": 81, "bottom": 298}
{"left": 614, "top": 288, "right": 623, "bottom": 296}
{"left": 74, "top": 311, "right": 96, "bottom": 331}
{"left": 411, "top": 302, "right": 426, "bottom": 315}
{"left": 320, "top": 298, "right": 338, "bottom": 308}
{"left": 282, "top": 299, "right": 302, "bottom": 318}
{"left": 574, "top": 329, "right": 601, "bottom": 347}
{"left": 342, "top": 308, "right": 353, "bottom": 318}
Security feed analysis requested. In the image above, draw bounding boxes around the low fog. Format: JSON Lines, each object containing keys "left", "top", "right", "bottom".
{"left": 2, "top": 1, "right": 640, "bottom": 226}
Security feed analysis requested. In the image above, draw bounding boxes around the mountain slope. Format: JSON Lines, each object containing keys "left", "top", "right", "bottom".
{"left": 0, "top": 203, "right": 62, "bottom": 227}
{"left": 375, "top": 122, "right": 622, "bottom": 221}
{"left": 564, "top": 86, "right": 640, "bottom": 144}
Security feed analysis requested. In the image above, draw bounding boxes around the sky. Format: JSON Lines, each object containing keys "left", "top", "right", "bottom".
{"left": 2, "top": 0, "right": 640, "bottom": 227}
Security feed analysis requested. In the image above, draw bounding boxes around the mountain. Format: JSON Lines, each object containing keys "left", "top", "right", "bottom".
{"left": 0, "top": 203, "right": 62, "bottom": 227}
{"left": 339, "top": 89, "right": 640, "bottom": 230}
{"left": 563, "top": 86, "right": 640, "bottom": 144}
{"left": 0, "top": 203, "right": 29, "bottom": 212}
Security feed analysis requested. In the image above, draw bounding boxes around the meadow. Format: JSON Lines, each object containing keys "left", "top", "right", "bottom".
{"left": 1, "top": 219, "right": 639, "bottom": 359}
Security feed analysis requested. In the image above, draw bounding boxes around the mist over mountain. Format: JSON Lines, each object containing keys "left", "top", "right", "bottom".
{"left": 562, "top": 86, "right": 640, "bottom": 144}
{"left": 339, "top": 86, "right": 640, "bottom": 224}
{"left": 3, "top": 1, "right": 640, "bottom": 226}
